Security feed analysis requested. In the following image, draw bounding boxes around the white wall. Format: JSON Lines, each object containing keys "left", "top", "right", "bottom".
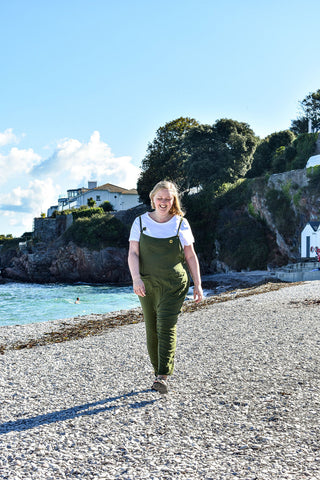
{"left": 82, "top": 190, "right": 140, "bottom": 210}
{"left": 59, "top": 189, "right": 140, "bottom": 211}
{"left": 301, "top": 224, "right": 320, "bottom": 258}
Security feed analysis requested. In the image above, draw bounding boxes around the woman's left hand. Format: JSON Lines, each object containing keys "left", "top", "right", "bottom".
{"left": 193, "top": 285, "right": 203, "bottom": 303}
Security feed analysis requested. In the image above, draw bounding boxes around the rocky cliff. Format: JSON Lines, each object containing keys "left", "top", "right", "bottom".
{"left": 251, "top": 168, "right": 318, "bottom": 261}
{"left": 2, "top": 241, "right": 131, "bottom": 284}
{"left": 0, "top": 205, "right": 149, "bottom": 284}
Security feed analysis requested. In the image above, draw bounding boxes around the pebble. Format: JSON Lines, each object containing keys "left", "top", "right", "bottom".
{"left": 0, "top": 281, "right": 320, "bottom": 479}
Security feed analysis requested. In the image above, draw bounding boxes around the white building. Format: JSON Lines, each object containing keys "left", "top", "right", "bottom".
{"left": 301, "top": 221, "right": 320, "bottom": 258}
{"left": 47, "top": 181, "right": 141, "bottom": 216}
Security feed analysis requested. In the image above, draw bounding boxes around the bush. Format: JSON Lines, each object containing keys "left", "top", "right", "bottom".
{"left": 182, "top": 189, "right": 217, "bottom": 260}
{"left": 51, "top": 206, "right": 104, "bottom": 219}
{"left": 288, "top": 132, "right": 318, "bottom": 170}
{"left": 271, "top": 146, "right": 286, "bottom": 173}
{"left": 63, "top": 214, "right": 129, "bottom": 249}
{"left": 306, "top": 165, "right": 320, "bottom": 194}
{"left": 101, "top": 201, "right": 114, "bottom": 212}
{"left": 0, "top": 236, "right": 22, "bottom": 252}
{"left": 216, "top": 210, "right": 270, "bottom": 270}
{"left": 248, "top": 130, "right": 295, "bottom": 177}
{"left": 72, "top": 207, "right": 104, "bottom": 219}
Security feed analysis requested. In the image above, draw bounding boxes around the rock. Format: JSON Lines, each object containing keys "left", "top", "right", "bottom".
{"left": 50, "top": 243, "right": 130, "bottom": 283}
{"left": 2, "top": 242, "right": 131, "bottom": 284}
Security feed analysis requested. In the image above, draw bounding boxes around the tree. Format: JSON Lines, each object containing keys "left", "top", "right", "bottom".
{"left": 87, "top": 197, "right": 96, "bottom": 208}
{"left": 184, "top": 119, "right": 258, "bottom": 189}
{"left": 299, "top": 89, "right": 320, "bottom": 131}
{"left": 290, "top": 116, "right": 309, "bottom": 135}
{"left": 137, "top": 117, "right": 199, "bottom": 205}
{"left": 101, "top": 200, "right": 114, "bottom": 212}
{"left": 247, "top": 130, "right": 295, "bottom": 177}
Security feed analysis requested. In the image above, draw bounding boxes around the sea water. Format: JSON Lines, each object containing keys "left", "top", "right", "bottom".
{"left": 0, "top": 282, "right": 140, "bottom": 327}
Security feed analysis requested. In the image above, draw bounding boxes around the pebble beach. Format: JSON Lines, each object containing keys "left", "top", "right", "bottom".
{"left": 0, "top": 281, "right": 320, "bottom": 479}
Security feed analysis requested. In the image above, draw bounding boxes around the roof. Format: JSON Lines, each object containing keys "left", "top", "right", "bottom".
{"left": 67, "top": 187, "right": 89, "bottom": 194}
{"left": 308, "top": 221, "right": 320, "bottom": 231}
{"left": 93, "top": 183, "right": 138, "bottom": 195}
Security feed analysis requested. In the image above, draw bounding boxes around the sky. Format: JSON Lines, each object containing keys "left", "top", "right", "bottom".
{"left": 1, "top": 0, "right": 320, "bottom": 236}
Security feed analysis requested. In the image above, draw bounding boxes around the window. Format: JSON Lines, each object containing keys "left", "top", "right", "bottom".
{"left": 96, "top": 195, "right": 101, "bottom": 201}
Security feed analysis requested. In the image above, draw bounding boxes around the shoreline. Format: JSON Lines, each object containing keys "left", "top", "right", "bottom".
{"left": 0, "top": 280, "right": 293, "bottom": 354}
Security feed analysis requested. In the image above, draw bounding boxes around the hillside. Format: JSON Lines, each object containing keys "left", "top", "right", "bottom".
{"left": 183, "top": 166, "right": 320, "bottom": 273}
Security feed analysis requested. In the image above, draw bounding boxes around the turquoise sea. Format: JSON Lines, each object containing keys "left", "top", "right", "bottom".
{"left": 0, "top": 282, "right": 141, "bottom": 327}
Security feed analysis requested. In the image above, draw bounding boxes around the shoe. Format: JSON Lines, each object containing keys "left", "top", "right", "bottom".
{"left": 152, "top": 376, "right": 168, "bottom": 394}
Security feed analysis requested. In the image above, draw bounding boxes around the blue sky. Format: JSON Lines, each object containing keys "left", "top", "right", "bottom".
{"left": 1, "top": 0, "right": 320, "bottom": 236}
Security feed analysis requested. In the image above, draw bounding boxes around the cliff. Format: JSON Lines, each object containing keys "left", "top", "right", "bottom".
{"left": 2, "top": 241, "right": 131, "bottom": 284}
{"left": 251, "top": 168, "right": 318, "bottom": 260}
{"left": 0, "top": 205, "right": 148, "bottom": 284}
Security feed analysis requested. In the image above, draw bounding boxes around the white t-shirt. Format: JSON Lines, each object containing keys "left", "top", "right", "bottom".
{"left": 129, "top": 213, "right": 194, "bottom": 247}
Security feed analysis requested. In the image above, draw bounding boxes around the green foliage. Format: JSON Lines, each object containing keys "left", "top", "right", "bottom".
{"left": 0, "top": 234, "right": 13, "bottom": 241}
{"left": 306, "top": 165, "right": 320, "bottom": 194}
{"left": 271, "top": 146, "right": 287, "bottom": 173}
{"left": 137, "top": 117, "right": 199, "bottom": 205}
{"left": 72, "top": 207, "right": 104, "bottom": 219}
{"left": 182, "top": 178, "right": 275, "bottom": 270}
{"left": 290, "top": 116, "right": 309, "bottom": 135}
{"left": 248, "top": 130, "right": 317, "bottom": 176}
{"left": 299, "top": 89, "right": 320, "bottom": 131}
{"left": 293, "top": 189, "right": 302, "bottom": 207}
{"left": 248, "top": 130, "right": 295, "bottom": 177}
{"left": 52, "top": 207, "right": 104, "bottom": 219}
{"left": 216, "top": 209, "right": 270, "bottom": 270}
{"left": 87, "top": 197, "right": 96, "bottom": 207}
{"left": 269, "top": 133, "right": 317, "bottom": 173}
{"left": 211, "top": 180, "right": 274, "bottom": 270}
{"left": 289, "top": 132, "right": 318, "bottom": 169}
{"left": 64, "top": 214, "right": 129, "bottom": 249}
{"left": 214, "top": 179, "right": 251, "bottom": 208}
{"left": 266, "top": 189, "right": 296, "bottom": 241}
{"left": 51, "top": 209, "right": 72, "bottom": 217}
{"left": 100, "top": 201, "right": 114, "bottom": 212}
{"left": 248, "top": 202, "right": 260, "bottom": 219}
{"left": 281, "top": 181, "right": 292, "bottom": 200}
{"left": 0, "top": 236, "right": 23, "bottom": 252}
{"left": 184, "top": 119, "right": 258, "bottom": 189}
{"left": 182, "top": 189, "right": 217, "bottom": 258}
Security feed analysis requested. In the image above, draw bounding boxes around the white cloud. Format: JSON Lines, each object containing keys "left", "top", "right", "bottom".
{"left": 0, "top": 147, "right": 42, "bottom": 184}
{"left": 0, "top": 130, "right": 140, "bottom": 235}
{"left": 32, "top": 131, "right": 140, "bottom": 190}
{"left": 0, "top": 179, "right": 58, "bottom": 217}
{"left": 0, "top": 128, "right": 19, "bottom": 147}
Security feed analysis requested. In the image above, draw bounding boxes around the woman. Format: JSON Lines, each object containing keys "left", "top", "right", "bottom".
{"left": 128, "top": 180, "right": 203, "bottom": 394}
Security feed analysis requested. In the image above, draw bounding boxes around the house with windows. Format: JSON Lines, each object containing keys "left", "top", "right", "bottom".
{"left": 47, "top": 181, "right": 141, "bottom": 216}
{"left": 301, "top": 221, "right": 320, "bottom": 258}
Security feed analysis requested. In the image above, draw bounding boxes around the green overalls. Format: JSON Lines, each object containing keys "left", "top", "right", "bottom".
{"left": 138, "top": 216, "right": 190, "bottom": 376}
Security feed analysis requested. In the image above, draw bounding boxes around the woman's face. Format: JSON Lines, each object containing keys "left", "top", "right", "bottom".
{"left": 153, "top": 188, "right": 174, "bottom": 216}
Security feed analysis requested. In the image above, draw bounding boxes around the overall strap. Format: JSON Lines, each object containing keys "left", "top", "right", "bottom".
{"left": 139, "top": 216, "right": 143, "bottom": 233}
{"left": 176, "top": 216, "right": 183, "bottom": 236}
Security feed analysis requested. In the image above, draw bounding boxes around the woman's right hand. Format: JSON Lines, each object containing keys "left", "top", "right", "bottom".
{"left": 133, "top": 278, "right": 146, "bottom": 297}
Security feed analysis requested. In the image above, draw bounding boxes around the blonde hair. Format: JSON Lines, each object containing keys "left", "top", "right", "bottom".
{"left": 149, "top": 180, "right": 184, "bottom": 216}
